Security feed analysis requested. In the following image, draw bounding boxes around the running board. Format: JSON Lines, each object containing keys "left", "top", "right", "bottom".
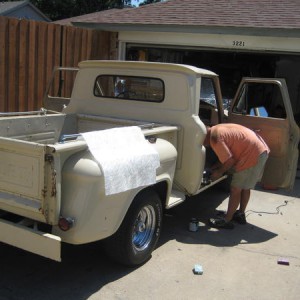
{"left": 198, "top": 175, "right": 228, "bottom": 193}
{"left": 167, "top": 189, "right": 186, "bottom": 208}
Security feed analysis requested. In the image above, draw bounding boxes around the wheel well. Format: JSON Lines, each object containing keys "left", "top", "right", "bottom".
{"left": 151, "top": 181, "right": 168, "bottom": 209}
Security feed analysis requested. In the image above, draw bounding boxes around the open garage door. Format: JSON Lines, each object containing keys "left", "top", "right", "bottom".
{"left": 126, "top": 45, "right": 300, "bottom": 126}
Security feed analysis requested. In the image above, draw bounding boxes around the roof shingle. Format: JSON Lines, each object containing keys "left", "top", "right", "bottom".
{"left": 55, "top": 0, "right": 300, "bottom": 29}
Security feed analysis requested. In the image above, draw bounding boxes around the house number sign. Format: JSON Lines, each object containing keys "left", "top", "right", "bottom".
{"left": 232, "top": 40, "right": 245, "bottom": 47}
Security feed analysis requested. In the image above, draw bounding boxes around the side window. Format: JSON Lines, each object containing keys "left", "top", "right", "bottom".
{"left": 94, "top": 75, "right": 164, "bottom": 102}
{"left": 232, "top": 82, "right": 286, "bottom": 119}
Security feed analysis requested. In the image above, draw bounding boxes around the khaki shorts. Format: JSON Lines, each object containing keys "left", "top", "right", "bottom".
{"left": 231, "top": 151, "right": 269, "bottom": 189}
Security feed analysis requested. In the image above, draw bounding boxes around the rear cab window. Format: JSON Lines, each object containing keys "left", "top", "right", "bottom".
{"left": 94, "top": 75, "right": 164, "bottom": 102}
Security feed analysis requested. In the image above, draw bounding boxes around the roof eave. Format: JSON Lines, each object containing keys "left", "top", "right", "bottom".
{"left": 72, "top": 22, "right": 300, "bottom": 38}
{"left": 27, "top": 1, "right": 51, "bottom": 21}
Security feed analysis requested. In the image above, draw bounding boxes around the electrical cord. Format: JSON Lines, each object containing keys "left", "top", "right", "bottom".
{"left": 245, "top": 200, "right": 289, "bottom": 217}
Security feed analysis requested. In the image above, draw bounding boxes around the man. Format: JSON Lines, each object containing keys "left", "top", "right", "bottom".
{"left": 204, "top": 123, "right": 270, "bottom": 229}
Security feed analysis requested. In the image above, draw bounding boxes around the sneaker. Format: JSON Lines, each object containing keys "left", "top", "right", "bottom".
{"left": 216, "top": 210, "right": 226, "bottom": 217}
{"left": 208, "top": 217, "right": 234, "bottom": 229}
{"left": 233, "top": 211, "right": 247, "bottom": 224}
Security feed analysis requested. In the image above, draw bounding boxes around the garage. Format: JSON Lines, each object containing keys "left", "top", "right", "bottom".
{"left": 68, "top": 0, "right": 300, "bottom": 121}
{"left": 126, "top": 45, "right": 300, "bottom": 114}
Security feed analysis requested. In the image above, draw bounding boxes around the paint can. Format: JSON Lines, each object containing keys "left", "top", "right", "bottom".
{"left": 189, "top": 218, "right": 199, "bottom": 232}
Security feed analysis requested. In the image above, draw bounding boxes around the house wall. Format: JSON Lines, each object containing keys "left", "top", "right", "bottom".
{"left": 118, "top": 31, "right": 300, "bottom": 54}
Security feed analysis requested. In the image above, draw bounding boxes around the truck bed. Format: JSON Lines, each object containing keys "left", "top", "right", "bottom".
{"left": 0, "top": 110, "right": 178, "bottom": 224}
{"left": 0, "top": 110, "right": 177, "bottom": 143}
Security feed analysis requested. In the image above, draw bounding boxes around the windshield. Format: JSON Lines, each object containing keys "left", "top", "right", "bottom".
{"left": 200, "top": 77, "right": 217, "bottom": 107}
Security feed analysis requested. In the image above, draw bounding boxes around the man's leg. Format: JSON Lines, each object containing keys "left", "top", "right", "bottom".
{"left": 225, "top": 185, "right": 242, "bottom": 222}
{"left": 239, "top": 189, "right": 250, "bottom": 213}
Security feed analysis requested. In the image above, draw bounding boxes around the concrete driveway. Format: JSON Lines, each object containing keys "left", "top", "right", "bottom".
{"left": 1, "top": 170, "right": 299, "bottom": 300}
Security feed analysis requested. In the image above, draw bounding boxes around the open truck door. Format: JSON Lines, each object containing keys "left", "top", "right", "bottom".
{"left": 227, "top": 78, "right": 300, "bottom": 189}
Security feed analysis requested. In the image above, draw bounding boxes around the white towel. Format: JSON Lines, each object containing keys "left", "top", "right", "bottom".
{"left": 82, "top": 126, "right": 160, "bottom": 195}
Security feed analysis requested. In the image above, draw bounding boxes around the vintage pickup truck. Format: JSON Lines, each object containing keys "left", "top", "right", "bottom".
{"left": 0, "top": 60, "right": 299, "bottom": 266}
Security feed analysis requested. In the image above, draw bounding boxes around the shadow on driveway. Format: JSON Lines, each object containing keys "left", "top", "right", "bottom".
{"left": 0, "top": 185, "right": 279, "bottom": 300}
{"left": 159, "top": 186, "right": 278, "bottom": 248}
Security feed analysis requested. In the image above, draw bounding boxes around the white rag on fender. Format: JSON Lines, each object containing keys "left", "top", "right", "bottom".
{"left": 82, "top": 126, "right": 160, "bottom": 195}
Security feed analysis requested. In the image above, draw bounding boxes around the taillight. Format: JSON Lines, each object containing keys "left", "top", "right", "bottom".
{"left": 58, "top": 217, "right": 75, "bottom": 231}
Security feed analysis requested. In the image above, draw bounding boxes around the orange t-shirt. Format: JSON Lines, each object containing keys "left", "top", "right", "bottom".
{"left": 210, "top": 124, "right": 270, "bottom": 172}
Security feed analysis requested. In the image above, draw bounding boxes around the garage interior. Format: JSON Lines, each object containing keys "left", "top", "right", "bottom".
{"left": 126, "top": 44, "right": 300, "bottom": 124}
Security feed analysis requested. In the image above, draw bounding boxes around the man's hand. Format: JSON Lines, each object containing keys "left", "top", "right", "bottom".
{"left": 211, "top": 169, "right": 223, "bottom": 181}
{"left": 210, "top": 157, "right": 236, "bottom": 181}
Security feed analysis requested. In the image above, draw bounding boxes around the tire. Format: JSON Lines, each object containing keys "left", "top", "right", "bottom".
{"left": 104, "top": 189, "right": 162, "bottom": 266}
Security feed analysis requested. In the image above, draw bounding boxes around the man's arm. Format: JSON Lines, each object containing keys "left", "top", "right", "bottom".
{"left": 211, "top": 157, "right": 235, "bottom": 181}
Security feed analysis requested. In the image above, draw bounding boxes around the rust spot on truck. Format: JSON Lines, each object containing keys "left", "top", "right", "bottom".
{"left": 44, "top": 154, "right": 57, "bottom": 197}
{"left": 51, "top": 169, "right": 57, "bottom": 197}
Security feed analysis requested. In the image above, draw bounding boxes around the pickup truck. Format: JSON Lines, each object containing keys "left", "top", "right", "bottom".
{"left": 0, "top": 60, "right": 299, "bottom": 266}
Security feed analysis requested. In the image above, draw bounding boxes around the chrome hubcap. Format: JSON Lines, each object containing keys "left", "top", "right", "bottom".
{"left": 132, "top": 205, "right": 156, "bottom": 252}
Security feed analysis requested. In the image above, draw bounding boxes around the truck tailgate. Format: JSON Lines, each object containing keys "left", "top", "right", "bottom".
{"left": 0, "top": 137, "right": 58, "bottom": 224}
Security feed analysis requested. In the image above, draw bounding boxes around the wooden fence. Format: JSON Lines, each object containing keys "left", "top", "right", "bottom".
{"left": 0, "top": 16, "right": 116, "bottom": 112}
